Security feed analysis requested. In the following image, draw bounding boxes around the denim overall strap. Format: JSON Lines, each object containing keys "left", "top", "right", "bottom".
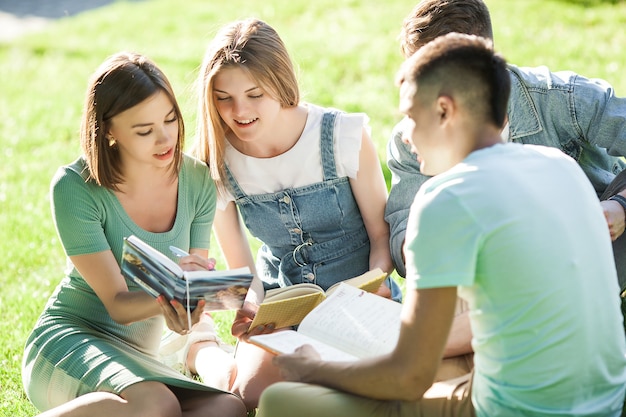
{"left": 223, "top": 109, "right": 371, "bottom": 291}
{"left": 224, "top": 110, "right": 339, "bottom": 199}
{"left": 320, "top": 110, "right": 339, "bottom": 180}
{"left": 224, "top": 163, "right": 247, "bottom": 202}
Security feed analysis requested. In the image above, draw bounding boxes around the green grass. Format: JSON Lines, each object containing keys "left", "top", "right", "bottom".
{"left": 1, "top": 0, "right": 625, "bottom": 414}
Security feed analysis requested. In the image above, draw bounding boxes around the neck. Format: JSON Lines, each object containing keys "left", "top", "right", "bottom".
{"left": 472, "top": 124, "right": 506, "bottom": 152}
{"left": 442, "top": 123, "right": 504, "bottom": 173}
{"left": 117, "top": 162, "right": 176, "bottom": 193}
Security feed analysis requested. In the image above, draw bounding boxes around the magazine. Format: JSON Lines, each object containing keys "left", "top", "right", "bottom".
{"left": 121, "top": 235, "right": 253, "bottom": 311}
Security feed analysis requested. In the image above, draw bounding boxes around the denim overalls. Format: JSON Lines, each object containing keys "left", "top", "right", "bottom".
{"left": 226, "top": 110, "right": 401, "bottom": 300}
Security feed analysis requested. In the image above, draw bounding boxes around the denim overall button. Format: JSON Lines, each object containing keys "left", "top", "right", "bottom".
{"left": 291, "top": 228, "right": 301, "bottom": 234}
{"left": 305, "top": 273, "right": 315, "bottom": 281}
{"left": 282, "top": 195, "right": 291, "bottom": 204}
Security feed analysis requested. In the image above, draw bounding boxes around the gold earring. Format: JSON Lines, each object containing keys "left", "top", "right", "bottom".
{"left": 108, "top": 137, "right": 116, "bottom": 147}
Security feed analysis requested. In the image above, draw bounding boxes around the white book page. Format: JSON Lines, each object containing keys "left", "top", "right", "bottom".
{"left": 298, "top": 283, "right": 402, "bottom": 359}
{"left": 249, "top": 331, "right": 359, "bottom": 362}
{"left": 184, "top": 266, "right": 252, "bottom": 281}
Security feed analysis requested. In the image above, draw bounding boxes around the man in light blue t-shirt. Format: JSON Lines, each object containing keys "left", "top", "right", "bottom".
{"left": 257, "top": 33, "right": 626, "bottom": 417}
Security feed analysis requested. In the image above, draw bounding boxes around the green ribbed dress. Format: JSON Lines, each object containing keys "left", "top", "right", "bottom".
{"left": 22, "top": 155, "right": 224, "bottom": 411}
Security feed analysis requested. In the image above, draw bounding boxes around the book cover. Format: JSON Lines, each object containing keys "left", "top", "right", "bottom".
{"left": 249, "top": 268, "right": 387, "bottom": 330}
{"left": 121, "top": 235, "right": 253, "bottom": 311}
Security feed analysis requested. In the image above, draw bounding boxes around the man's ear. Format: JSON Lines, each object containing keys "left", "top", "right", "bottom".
{"left": 436, "top": 95, "right": 455, "bottom": 125}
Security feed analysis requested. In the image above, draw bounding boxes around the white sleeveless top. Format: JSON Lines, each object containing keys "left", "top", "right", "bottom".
{"left": 218, "top": 103, "right": 369, "bottom": 209}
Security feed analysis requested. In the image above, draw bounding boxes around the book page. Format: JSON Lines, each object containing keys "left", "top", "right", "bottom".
{"left": 184, "top": 266, "right": 253, "bottom": 281}
{"left": 249, "top": 330, "right": 359, "bottom": 362}
{"left": 298, "top": 283, "right": 402, "bottom": 359}
{"left": 264, "top": 283, "right": 324, "bottom": 302}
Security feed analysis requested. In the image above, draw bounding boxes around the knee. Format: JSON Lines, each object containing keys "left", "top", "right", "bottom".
{"left": 210, "top": 393, "right": 248, "bottom": 417}
{"left": 233, "top": 372, "right": 282, "bottom": 411}
{"left": 257, "top": 382, "right": 300, "bottom": 416}
{"left": 123, "top": 384, "right": 182, "bottom": 417}
{"left": 138, "top": 396, "right": 181, "bottom": 417}
{"left": 258, "top": 381, "right": 283, "bottom": 405}
{"left": 233, "top": 385, "right": 261, "bottom": 413}
{"left": 232, "top": 345, "right": 284, "bottom": 410}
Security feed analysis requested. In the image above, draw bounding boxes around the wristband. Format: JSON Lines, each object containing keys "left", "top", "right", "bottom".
{"left": 609, "top": 194, "right": 626, "bottom": 214}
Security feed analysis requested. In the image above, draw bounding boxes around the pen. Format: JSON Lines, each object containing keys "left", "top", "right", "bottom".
{"left": 169, "top": 245, "right": 190, "bottom": 258}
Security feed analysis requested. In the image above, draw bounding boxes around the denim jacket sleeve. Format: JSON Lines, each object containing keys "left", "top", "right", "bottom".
{"left": 384, "top": 118, "right": 431, "bottom": 277}
{"left": 385, "top": 66, "right": 626, "bottom": 276}
{"left": 508, "top": 65, "right": 626, "bottom": 195}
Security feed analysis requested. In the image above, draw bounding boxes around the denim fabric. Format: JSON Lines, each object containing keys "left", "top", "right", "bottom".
{"left": 385, "top": 64, "right": 626, "bottom": 277}
{"left": 226, "top": 111, "right": 401, "bottom": 300}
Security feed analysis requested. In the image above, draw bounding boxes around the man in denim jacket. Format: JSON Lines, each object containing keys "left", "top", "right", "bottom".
{"left": 386, "top": 2, "right": 626, "bottom": 368}
{"left": 386, "top": 0, "right": 626, "bottom": 289}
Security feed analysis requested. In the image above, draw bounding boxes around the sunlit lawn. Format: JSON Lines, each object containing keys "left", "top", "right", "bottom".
{"left": 1, "top": 0, "right": 624, "bottom": 414}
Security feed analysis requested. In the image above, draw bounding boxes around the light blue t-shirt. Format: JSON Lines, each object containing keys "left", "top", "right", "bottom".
{"left": 405, "top": 143, "right": 626, "bottom": 416}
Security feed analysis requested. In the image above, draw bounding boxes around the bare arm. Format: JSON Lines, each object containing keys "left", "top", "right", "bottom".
{"left": 213, "top": 201, "right": 267, "bottom": 337}
{"left": 71, "top": 251, "right": 160, "bottom": 325}
{"left": 273, "top": 286, "right": 458, "bottom": 401}
{"left": 213, "top": 201, "right": 261, "bottom": 302}
{"left": 443, "top": 310, "right": 473, "bottom": 358}
{"left": 70, "top": 250, "right": 203, "bottom": 332}
{"left": 349, "top": 128, "right": 393, "bottom": 275}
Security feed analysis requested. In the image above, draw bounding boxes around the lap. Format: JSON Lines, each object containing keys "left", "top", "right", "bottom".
{"left": 257, "top": 374, "right": 474, "bottom": 417}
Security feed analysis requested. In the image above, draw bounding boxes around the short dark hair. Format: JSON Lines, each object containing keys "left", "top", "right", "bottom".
{"left": 397, "top": 33, "right": 510, "bottom": 128}
{"left": 81, "top": 52, "right": 184, "bottom": 190}
{"left": 400, "top": 0, "right": 493, "bottom": 58}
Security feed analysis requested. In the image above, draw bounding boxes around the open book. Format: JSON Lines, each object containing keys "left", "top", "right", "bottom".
{"left": 249, "top": 283, "right": 402, "bottom": 361}
{"left": 121, "top": 235, "right": 253, "bottom": 311}
{"left": 249, "top": 268, "right": 388, "bottom": 330}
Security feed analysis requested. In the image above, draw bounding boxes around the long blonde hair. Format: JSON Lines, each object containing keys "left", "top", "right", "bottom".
{"left": 194, "top": 18, "right": 299, "bottom": 198}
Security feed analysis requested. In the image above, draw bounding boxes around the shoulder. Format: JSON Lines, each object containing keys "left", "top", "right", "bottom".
{"left": 307, "top": 103, "right": 368, "bottom": 131}
{"left": 180, "top": 153, "right": 216, "bottom": 195}
{"left": 522, "top": 143, "right": 567, "bottom": 157}
{"left": 51, "top": 157, "right": 95, "bottom": 194}
{"left": 508, "top": 64, "right": 590, "bottom": 92}
{"left": 50, "top": 157, "right": 109, "bottom": 223}
{"left": 509, "top": 64, "right": 618, "bottom": 112}
{"left": 522, "top": 144, "right": 579, "bottom": 170}
{"left": 335, "top": 109, "right": 369, "bottom": 133}
{"left": 182, "top": 153, "right": 210, "bottom": 177}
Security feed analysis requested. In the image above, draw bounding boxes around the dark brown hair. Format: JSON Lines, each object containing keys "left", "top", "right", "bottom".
{"left": 400, "top": 0, "right": 493, "bottom": 58}
{"left": 81, "top": 52, "right": 184, "bottom": 190}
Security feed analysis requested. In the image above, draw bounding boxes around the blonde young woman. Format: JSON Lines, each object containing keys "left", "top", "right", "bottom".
{"left": 21, "top": 52, "right": 246, "bottom": 417}
{"left": 188, "top": 18, "right": 401, "bottom": 410}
